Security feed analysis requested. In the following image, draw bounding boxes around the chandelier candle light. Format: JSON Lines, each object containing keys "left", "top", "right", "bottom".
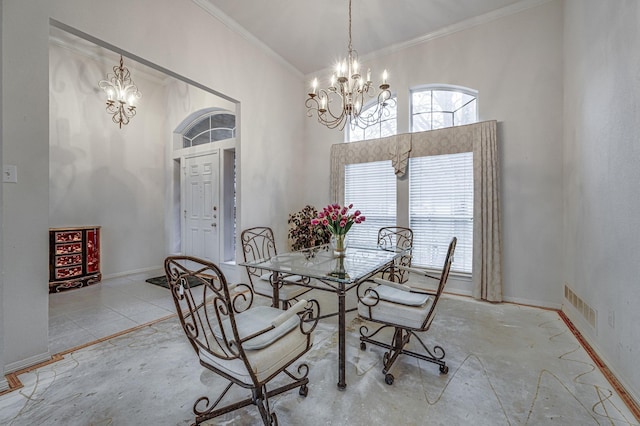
{"left": 98, "top": 55, "right": 142, "bottom": 128}
{"left": 305, "top": 0, "right": 393, "bottom": 131}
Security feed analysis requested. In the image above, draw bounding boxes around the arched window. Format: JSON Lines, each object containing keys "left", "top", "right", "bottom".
{"left": 411, "top": 85, "right": 477, "bottom": 131}
{"left": 182, "top": 112, "right": 236, "bottom": 148}
{"left": 346, "top": 96, "right": 397, "bottom": 142}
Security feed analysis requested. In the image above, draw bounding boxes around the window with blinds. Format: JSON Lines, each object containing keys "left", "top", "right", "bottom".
{"left": 342, "top": 86, "right": 477, "bottom": 274}
{"left": 344, "top": 160, "right": 397, "bottom": 247}
{"left": 409, "top": 153, "right": 473, "bottom": 273}
{"left": 410, "top": 85, "right": 477, "bottom": 274}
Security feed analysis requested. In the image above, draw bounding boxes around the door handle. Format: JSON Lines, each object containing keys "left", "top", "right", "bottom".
{"left": 211, "top": 223, "right": 217, "bottom": 227}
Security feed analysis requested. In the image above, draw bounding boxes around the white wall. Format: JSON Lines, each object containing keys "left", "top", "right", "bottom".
{"left": 1, "top": 0, "right": 52, "bottom": 372}
{"left": 2, "top": 0, "right": 304, "bottom": 371}
{"left": 563, "top": 0, "right": 640, "bottom": 403}
{"left": 302, "top": 1, "right": 565, "bottom": 307}
{"left": 0, "top": 0, "right": 7, "bottom": 391}
{"left": 50, "top": 43, "right": 167, "bottom": 277}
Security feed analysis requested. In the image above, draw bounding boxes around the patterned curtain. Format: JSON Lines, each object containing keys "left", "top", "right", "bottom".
{"left": 330, "top": 120, "right": 502, "bottom": 302}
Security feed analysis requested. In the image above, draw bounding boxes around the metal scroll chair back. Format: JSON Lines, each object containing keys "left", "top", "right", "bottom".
{"left": 164, "top": 255, "right": 318, "bottom": 425}
{"left": 241, "top": 226, "right": 278, "bottom": 290}
{"left": 357, "top": 237, "right": 456, "bottom": 385}
{"left": 241, "top": 226, "right": 311, "bottom": 309}
{"left": 419, "top": 237, "right": 455, "bottom": 328}
{"left": 377, "top": 227, "right": 413, "bottom": 283}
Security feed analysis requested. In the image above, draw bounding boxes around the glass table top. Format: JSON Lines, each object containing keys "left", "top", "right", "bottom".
{"left": 240, "top": 244, "right": 408, "bottom": 284}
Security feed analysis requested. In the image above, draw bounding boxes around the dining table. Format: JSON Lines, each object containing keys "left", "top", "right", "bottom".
{"left": 240, "top": 243, "right": 409, "bottom": 390}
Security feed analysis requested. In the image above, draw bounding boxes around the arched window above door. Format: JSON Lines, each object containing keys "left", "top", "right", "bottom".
{"left": 180, "top": 110, "right": 236, "bottom": 148}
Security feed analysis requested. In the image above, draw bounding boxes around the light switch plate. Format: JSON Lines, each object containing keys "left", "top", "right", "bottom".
{"left": 3, "top": 165, "right": 17, "bottom": 183}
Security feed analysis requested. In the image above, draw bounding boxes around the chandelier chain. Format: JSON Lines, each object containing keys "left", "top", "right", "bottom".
{"left": 348, "top": 0, "right": 352, "bottom": 53}
{"left": 305, "top": 0, "right": 394, "bottom": 131}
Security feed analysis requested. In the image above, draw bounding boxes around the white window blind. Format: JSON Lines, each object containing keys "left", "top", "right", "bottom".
{"left": 345, "top": 160, "right": 396, "bottom": 247}
{"left": 409, "top": 153, "right": 473, "bottom": 273}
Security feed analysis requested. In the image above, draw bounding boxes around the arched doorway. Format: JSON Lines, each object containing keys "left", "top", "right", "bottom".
{"left": 171, "top": 108, "right": 237, "bottom": 280}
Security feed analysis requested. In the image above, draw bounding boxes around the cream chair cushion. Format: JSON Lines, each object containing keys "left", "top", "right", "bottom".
{"left": 214, "top": 305, "right": 299, "bottom": 350}
{"left": 202, "top": 306, "right": 312, "bottom": 385}
{"left": 372, "top": 283, "right": 430, "bottom": 306}
{"left": 358, "top": 287, "right": 434, "bottom": 329}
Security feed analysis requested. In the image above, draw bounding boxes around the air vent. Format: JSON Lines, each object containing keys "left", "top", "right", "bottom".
{"left": 564, "top": 284, "right": 597, "bottom": 328}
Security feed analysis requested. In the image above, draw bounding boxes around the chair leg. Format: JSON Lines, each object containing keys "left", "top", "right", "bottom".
{"left": 359, "top": 324, "right": 448, "bottom": 384}
{"left": 380, "top": 328, "right": 411, "bottom": 384}
{"left": 253, "top": 385, "right": 277, "bottom": 425}
{"left": 400, "top": 331, "right": 448, "bottom": 374}
{"left": 255, "top": 368, "right": 310, "bottom": 425}
{"left": 190, "top": 373, "right": 309, "bottom": 425}
{"left": 193, "top": 382, "right": 255, "bottom": 424}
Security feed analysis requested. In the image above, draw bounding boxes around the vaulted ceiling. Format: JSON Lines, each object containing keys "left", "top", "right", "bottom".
{"left": 200, "top": 0, "right": 540, "bottom": 74}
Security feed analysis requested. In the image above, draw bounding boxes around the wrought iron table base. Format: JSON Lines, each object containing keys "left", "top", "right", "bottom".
{"left": 272, "top": 273, "right": 392, "bottom": 390}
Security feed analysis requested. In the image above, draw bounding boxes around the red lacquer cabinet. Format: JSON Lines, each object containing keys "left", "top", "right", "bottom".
{"left": 49, "top": 226, "right": 101, "bottom": 293}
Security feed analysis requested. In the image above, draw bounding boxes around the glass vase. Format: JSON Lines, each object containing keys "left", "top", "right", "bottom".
{"left": 329, "top": 255, "right": 349, "bottom": 279}
{"left": 331, "top": 233, "right": 348, "bottom": 257}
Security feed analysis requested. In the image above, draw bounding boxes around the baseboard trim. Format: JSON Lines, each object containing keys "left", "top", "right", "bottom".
{"left": 559, "top": 310, "right": 640, "bottom": 422}
{"left": 502, "top": 295, "right": 561, "bottom": 310}
{"left": 102, "top": 266, "right": 163, "bottom": 280}
{"left": 4, "top": 350, "right": 52, "bottom": 375}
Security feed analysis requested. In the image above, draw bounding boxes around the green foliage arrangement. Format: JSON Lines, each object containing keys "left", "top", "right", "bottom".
{"left": 287, "top": 205, "right": 331, "bottom": 251}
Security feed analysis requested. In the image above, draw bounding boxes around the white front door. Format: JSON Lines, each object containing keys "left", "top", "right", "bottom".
{"left": 184, "top": 152, "right": 219, "bottom": 263}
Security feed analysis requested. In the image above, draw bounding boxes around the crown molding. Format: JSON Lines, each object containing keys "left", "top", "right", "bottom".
{"left": 192, "top": 0, "right": 304, "bottom": 79}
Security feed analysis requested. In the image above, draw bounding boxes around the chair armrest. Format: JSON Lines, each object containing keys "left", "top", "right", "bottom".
{"left": 396, "top": 265, "right": 440, "bottom": 280}
{"left": 373, "top": 277, "right": 433, "bottom": 296}
{"left": 271, "top": 299, "right": 307, "bottom": 327}
{"left": 373, "top": 278, "right": 411, "bottom": 292}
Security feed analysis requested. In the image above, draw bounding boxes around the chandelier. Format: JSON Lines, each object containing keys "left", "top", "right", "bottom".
{"left": 305, "top": 0, "right": 393, "bottom": 131}
{"left": 98, "top": 55, "right": 142, "bottom": 128}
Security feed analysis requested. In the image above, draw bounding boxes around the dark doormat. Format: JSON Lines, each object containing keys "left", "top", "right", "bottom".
{"left": 145, "top": 275, "right": 205, "bottom": 289}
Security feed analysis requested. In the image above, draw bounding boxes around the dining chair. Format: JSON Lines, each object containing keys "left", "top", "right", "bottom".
{"left": 164, "top": 255, "right": 320, "bottom": 425}
{"left": 377, "top": 226, "right": 414, "bottom": 283}
{"left": 356, "top": 237, "right": 457, "bottom": 385}
{"left": 241, "top": 226, "right": 312, "bottom": 309}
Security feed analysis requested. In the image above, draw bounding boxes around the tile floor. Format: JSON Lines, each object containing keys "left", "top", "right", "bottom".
{"left": 48, "top": 269, "right": 175, "bottom": 355}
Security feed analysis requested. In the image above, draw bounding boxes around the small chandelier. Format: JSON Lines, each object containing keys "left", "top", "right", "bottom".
{"left": 305, "top": 0, "right": 393, "bottom": 131}
{"left": 98, "top": 55, "right": 142, "bottom": 128}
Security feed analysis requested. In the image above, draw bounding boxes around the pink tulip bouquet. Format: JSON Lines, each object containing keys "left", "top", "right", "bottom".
{"left": 311, "top": 203, "right": 365, "bottom": 236}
